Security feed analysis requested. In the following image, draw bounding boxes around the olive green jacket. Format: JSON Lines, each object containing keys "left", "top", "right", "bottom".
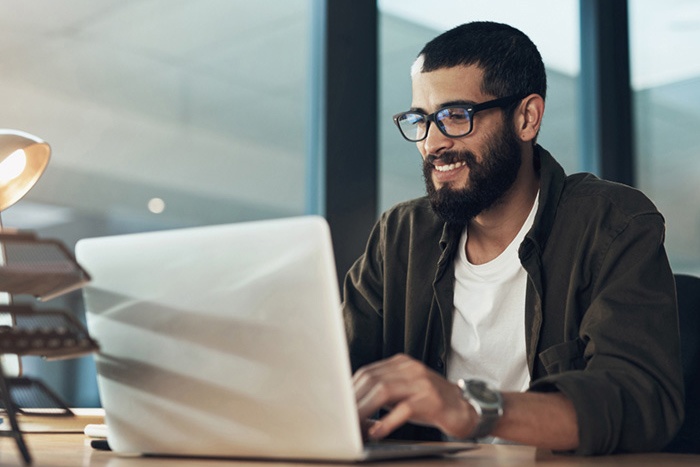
{"left": 342, "top": 146, "right": 684, "bottom": 455}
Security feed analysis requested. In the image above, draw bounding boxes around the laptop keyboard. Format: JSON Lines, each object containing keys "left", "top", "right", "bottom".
{"left": 363, "top": 440, "right": 475, "bottom": 459}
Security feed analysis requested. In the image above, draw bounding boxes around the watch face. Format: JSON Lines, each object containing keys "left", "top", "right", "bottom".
{"left": 467, "top": 380, "right": 501, "bottom": 404}
{"left": 461, "top": 379, "right": 503, "bottom": 438}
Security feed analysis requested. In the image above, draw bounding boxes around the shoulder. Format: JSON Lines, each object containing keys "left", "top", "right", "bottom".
{"left": 381, "top": 197, "right": 437, "bottom": 223}
{"left": 380, "top": 197, "right": 443, "bottom": 231}
{"left": 536, "top": 146, "right": 663, "bottom": 230}
{"left": 376, "top": 196, "right": 447, "bottom": 249}
{"left": 559, "top": 173, "right": 662, "bottom": 223}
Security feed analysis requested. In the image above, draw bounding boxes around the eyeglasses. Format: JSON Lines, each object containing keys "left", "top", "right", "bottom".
{"left": 392, "top": 94, "right": 526, "bottom": 142}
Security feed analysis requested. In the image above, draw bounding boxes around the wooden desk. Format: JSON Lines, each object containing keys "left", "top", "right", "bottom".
{"left": 1, "top": 413, "right": 698, "bottom": 466}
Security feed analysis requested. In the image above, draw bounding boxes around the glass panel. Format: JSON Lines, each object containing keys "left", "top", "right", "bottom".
{"left": 0, "top": 0, "right": 311, "bottom": 405}
{"left": 378, "top": 0, "right": 580, "bottom": 211}
{"left": 630, "top": 0, "right": 700, "bottom": 274}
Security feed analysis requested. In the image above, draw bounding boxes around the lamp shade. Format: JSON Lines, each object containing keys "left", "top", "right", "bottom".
{"left": 0, "top": 129, "right": 50, "bottom": 211}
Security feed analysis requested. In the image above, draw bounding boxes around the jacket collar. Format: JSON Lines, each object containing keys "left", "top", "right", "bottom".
{"left": 523, "top": 144, "right": 567, "bottom": 256}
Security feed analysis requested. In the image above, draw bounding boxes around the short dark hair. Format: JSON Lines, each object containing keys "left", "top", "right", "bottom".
{"left": 417, "top": 21, "right": 547, "bottom": 102}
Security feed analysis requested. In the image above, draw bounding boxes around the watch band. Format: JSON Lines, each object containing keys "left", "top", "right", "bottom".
{"left": 457, "top": 378, "right": 504, "bottom": 439}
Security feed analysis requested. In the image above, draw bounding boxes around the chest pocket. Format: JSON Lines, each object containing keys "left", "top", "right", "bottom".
{"left": 538, "top": 337, "right": 587, "bottom": 375}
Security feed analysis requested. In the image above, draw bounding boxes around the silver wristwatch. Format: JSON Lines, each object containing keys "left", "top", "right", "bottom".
{"left": 457, "top": 379, "right": 504, "bottom": 439}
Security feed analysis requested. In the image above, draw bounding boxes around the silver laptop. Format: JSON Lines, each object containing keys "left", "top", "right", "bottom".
{"left": 76, "top": 216, "right": 475, "bottom": 462}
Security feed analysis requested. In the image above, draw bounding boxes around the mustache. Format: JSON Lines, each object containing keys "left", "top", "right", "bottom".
{"left": 425, "top": 150, "right": 477, "bottom": 167}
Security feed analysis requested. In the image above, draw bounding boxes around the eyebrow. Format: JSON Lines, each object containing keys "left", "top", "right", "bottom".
{"left": 409, "top": 99, "right": 478, "bottom": 114}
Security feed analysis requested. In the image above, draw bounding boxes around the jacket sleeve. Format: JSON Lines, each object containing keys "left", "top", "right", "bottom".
{"left": 342, "top": 216, "right": 386, "bottom": 374}
{"left": 530, "top": 212, "right": 684, "bottom": 454}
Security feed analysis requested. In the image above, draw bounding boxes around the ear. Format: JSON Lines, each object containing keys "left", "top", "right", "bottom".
{"left": 513, "top": 94, "right": 544, "bottom": 142}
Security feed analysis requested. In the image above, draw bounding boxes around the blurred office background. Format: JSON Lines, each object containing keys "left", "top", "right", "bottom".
{"left": 0, "top": 0, "right": 697, "bottom": 407}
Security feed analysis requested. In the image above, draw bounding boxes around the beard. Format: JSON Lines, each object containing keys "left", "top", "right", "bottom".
{"left": 423, "top": 122, "right": 522, "bottom": 226}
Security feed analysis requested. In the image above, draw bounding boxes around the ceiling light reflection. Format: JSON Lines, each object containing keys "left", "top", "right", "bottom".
{"left": 147, "top": 197, "right": 165, "bottom": 214}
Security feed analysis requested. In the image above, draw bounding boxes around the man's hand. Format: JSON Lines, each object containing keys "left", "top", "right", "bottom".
{"left": 353, "top": 354, "right": 580, "bottom": 451}
{"left": 352, "top": 354, "right": 477, "bottom": 440}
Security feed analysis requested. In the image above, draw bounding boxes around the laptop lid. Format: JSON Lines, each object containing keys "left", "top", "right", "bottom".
{"left": 76, "top": 216, "right": 474, "bottom": 461}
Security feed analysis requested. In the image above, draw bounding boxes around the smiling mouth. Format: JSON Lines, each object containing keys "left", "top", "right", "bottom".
{"left": 434, "top": 161, "right": 466, "bottom": 172}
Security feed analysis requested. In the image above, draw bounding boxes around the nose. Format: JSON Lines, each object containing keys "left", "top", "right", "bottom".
{"left": 420, "top": 121, "right": 453, "bottom": 157}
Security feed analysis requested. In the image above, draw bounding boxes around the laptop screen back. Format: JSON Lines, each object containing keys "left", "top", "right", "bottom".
{"left": 76, "top": 216, "right": 364, "bottom": 460}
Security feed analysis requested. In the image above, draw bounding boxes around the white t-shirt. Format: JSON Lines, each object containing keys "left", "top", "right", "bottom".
{"left": 446, "top": 193, "right": 539, "bottom": 393}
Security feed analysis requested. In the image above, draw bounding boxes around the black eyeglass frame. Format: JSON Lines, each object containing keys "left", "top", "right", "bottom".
{"left": 392, "top": 94, "right": 527, "bottom": 142}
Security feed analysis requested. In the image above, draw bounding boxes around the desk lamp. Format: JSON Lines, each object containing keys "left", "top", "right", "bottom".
{"left": 0, "top": 129, "right": 50, "bottom": 214}
{"left": 0, "top": 129, "right": 97, "bottom": 465}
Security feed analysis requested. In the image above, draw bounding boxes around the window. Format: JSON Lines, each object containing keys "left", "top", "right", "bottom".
{"left": 630, "top": 0, "right": 700, "bottom": 274}
{"left": 0, "top": 0, "right": 311, "bottom": 406}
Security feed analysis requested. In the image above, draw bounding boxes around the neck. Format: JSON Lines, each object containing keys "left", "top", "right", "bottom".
{"left": 466, "top": 147, "right": 539, "bottom": 265}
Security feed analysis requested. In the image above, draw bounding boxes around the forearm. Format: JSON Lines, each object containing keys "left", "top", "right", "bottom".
{"left": 491, "top": 391, "right": 579, "bottom": 451}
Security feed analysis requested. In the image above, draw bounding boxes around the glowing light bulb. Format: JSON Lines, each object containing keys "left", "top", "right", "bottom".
{"left": 0, "top": 149, "right": 27, "bottom": 184}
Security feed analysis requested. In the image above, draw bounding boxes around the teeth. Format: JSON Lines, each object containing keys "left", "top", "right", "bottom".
{"left": 434, "top": 161, "right": 466, "bottom": 172}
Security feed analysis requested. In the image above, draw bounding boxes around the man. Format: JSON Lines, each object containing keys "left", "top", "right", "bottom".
{"left": 342, "top": 21, "right": 683, "bottom": 455}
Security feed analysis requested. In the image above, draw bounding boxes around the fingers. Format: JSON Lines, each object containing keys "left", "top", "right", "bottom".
{"left": 360, "top": 418, "right": 379, "bottom": 441}
{"left": 355, "top": 356, "right": 422, "bottom": 440}
{"left": 353, "top": 354, "right": 418, "bottom": 420}
{"left": 367, "top": 401, "right": 413, "bottom": 440}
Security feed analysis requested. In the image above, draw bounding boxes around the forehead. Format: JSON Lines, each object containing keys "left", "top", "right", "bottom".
{"left": 410, "top": 64, "right": 487, "bottom": 110}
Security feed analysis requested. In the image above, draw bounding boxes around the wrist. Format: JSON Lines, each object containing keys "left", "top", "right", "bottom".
{"left": 456, "top": 396, "right": 479, "bottom": 439}
{"left": 457, "top": 379, "right": 503, "bottom": 439}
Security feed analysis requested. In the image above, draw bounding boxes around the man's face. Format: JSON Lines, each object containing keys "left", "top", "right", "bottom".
{"left": 410, "top": 64, "right": 522, "bottom": 224}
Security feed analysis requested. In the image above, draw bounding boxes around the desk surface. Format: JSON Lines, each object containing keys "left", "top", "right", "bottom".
{"left": 1, "top": 413, "right": 698, "bottom": 466}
